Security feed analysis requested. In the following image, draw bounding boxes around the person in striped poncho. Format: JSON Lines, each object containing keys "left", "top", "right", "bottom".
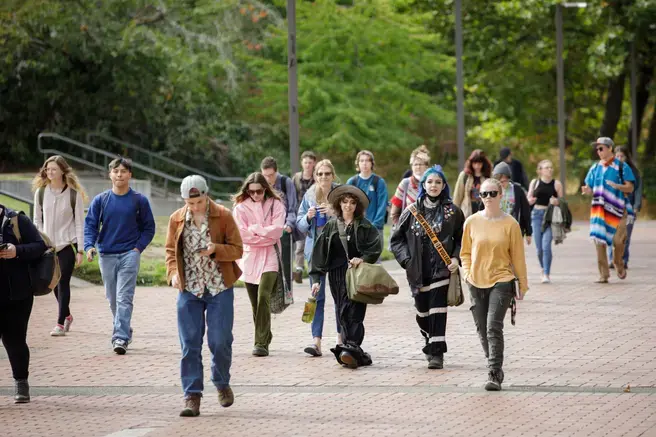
{"left": 581, "top": 137, "right": 635, "bottom": 284}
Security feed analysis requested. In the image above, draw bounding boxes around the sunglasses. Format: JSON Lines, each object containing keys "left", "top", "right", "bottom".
{"left": 248, "top": 189, "right": 264, "bottom": 196}
{"left": 317, "top": 172, "right": 333, "bottom": 177}
{"left": 596, "top": 147, "right": 606, "bottom": 152}
{"left": 480, "top": 191, "right": 499, "bottom": 198}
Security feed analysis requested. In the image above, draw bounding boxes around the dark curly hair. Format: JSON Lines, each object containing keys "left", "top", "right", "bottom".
{"left": 464, "top": 149, "right": 492, "bottom": 177}
{"left": 331, "top": 194, "right": 365, "bottom": 220}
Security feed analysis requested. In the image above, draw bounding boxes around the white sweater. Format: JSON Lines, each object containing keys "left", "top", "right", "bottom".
{"left": 34, "top": 185, "right": 85, "bottom": 252}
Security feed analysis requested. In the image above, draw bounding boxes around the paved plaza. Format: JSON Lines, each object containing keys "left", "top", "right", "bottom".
{"left": 1, "top": 221, "right": 656, "bottom": 437}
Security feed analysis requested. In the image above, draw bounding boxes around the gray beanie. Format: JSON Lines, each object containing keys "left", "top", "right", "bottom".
{"left": 492, "top": 162, "right": 512, "bottom": 179}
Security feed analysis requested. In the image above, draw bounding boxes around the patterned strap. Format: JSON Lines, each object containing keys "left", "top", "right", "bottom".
{"left": 408, "top": 205, "right": 451, "bottom": 266}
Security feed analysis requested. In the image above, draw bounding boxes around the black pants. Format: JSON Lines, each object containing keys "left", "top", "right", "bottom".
{"left": 0, "top": 296, "right": 34, "bottom": 380}
{"left": 328, "top": 264, "right": 371, "bottom": 366}
{"left": 414, "top": 283, "right": 448, "bottom": 356}
{"left": 281, "top": 232, "right": 293, "bottom": 292}
{"left": 55, "top": 245, "right": 76, "bottom": 325}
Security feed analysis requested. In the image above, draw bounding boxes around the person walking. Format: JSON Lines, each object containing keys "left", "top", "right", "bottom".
{"left": 526, "top": 160, "right": 564, "bottom": 284}
{"left": 297, "top": 159, "right": 339, "bottom": 357}
{"left": 492, "top": 161, "right": 532, "bottom": 242}
{"left": 84, "top": 157, "right": 156, "bottom": 354}
{"left": 346, "top": 150, "right": 388, "bottom": 244}
{"left": 232, "top": 172, "right": 286, "bottom": 357}
{"left": 291, "top": 151, "right": 317, "bottom": 283}
{"left": 390, "top": 145, "right": 431, "bottom": 226}
{"left": 165, "top": 176, "right": 243, "bottom": 417}
{"left": 260, "top": 157, "right": 298, "bottom": 291}
{"left": 453, "top": 149, "right": 493, "bottom": 218}
{"left": 390, "top": 165, "right": 465, "bottom": 370}
{"left": 581, "top": 137, "right": 635, "bottom": 283}
{"left": 32, "top": 155, "right": 87, "bottom": 336}
{"left": 1, "top": 203, "right": 47, "bottom": 403}
{"left": 494, "top": 147, "right": 529, "bottom": 190}
{"left": 309, "top": 185, "right": 382, "bottom": 369}
{"left": 608, "top": 146, "right": 641, "bottom": 270}
{"left": 461, "top": 178, "right": 529, "bottom": 391}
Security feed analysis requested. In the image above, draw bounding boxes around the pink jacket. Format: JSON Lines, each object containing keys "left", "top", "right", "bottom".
{"left": 233, "top": 197, "right": 286, "bottom": 285}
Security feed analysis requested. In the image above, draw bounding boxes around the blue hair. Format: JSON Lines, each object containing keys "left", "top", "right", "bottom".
{"left": 418, "top": 165, "right": 451, "bottom": 200}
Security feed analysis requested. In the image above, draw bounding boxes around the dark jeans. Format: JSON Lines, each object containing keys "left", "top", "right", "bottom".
{"left": 0, "top": 295, "right": 34, "bottom": 380}
{"left": 55, "top": 245, "right": 76, "bottom": 325}
{"left": 281, "top": 232, "right": 293, "bottom": 292}
{"left": 468, "top": 281, "right": 514, "bottom": 371}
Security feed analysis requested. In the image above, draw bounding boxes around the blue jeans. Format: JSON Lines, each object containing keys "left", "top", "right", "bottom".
{"left": 608, "top": 220, "right": 635, "bottom": 266}
{"left": 98, "top": 250, "right": 140, "bottom": 342}
{"left": 309, "top": 274, "right": 340, "bottom": 339}
{"left": 177, "top": 289, "right": 234, "bottom": 396}
{"left": 531, "top": 209, "right": 553, "bottom": 275}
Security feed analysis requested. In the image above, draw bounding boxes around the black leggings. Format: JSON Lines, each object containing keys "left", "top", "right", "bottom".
{"left": 0, "top": 296, "right": 34, "bottom": 380}
{"left": 55, "top": 245, "right": 76, "bottom": 325}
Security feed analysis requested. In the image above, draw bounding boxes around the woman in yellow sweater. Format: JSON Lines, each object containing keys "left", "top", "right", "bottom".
{"left": 460, "top": 178, "right": 528, "bottom": 391}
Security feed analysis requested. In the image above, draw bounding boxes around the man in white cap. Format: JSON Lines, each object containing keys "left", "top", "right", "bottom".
{"left": 581, "top": 137, "right": 635, "bottom": 283}
{"left": 165, "top": 175, "right": 244, "bottom": 417}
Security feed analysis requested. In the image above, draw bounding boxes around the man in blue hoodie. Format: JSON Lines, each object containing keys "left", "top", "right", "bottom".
{"left": 84, "top": 158, "right": 156, "bottom": 355}
{"left": 346, "top": 150, "right": 388, "bottom": 249}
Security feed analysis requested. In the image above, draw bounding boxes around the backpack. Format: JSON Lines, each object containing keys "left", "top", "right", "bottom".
{"left": 348, "top": 175, "right": 389, "bottom": 224}
{"left": 11, "top": 213, "right": 61, "bottom": 296}
{"left": 38, "top": 185, "right": 77, "bottom": 220}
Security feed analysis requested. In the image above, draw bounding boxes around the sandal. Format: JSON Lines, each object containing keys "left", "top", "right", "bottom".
{"left": 304, "top": 344, "right": 322, "bottom": 357}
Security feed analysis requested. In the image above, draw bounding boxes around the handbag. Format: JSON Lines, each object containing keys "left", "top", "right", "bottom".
{"left": 11, "top": 215, "right": 61, "bottom": 297}
{"left": 271, "top": 242, "right": 293, "bottom": 314}
{"left": 408, "top": 205, "right": 465, "bottom": 306}
{"left": 337, "top": 221, "right": 399, "bottom": 305}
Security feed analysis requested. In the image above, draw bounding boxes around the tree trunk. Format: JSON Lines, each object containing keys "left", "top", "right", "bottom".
{"left": 645, "top": 100, "right": 656, "bottom": 159}
{"left": 627, "top": 64, "right": 654, "bottom": 151}
{"left": 599, "top": 72, "right": 626, "bottom": 138}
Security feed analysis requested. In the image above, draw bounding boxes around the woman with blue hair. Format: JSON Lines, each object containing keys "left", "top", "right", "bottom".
{"left": 390, "top": 165, "right": 465, "bottom": 369}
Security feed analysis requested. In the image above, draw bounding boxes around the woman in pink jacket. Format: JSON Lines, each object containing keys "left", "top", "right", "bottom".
{"left": 232, "top": 172, "right": 286, "bottom": 357}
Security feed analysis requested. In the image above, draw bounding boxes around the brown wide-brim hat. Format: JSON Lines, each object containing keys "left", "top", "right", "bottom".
{"left": 327, "top": 185, "right": 369, "bottom": 210}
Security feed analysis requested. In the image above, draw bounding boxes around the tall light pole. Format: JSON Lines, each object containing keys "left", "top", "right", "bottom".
{"left": 630, "top": 40, "right": 638, "bottom": 158}
{"left": 555, "top": 2, "right": 587, "bottom": 194}
{"left": 287, "top": 0, "right": 300, "bottom": 175}
{"left": 455, "top": 0, "right": 465, "bottom": 170}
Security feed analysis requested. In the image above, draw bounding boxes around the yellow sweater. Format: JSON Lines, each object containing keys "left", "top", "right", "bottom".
{"left": 460, "top": 212, "right": 529, "bottom": 294}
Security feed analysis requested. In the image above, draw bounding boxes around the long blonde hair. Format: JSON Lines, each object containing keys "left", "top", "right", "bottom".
{"left": 314, "top": 159, "right": 337, "bottom": 204}
{"left": 32, "top": 155, "right": 88, "bottom": 202}
{"left": 536, "top": 159, "right": 553, "bottom": 175}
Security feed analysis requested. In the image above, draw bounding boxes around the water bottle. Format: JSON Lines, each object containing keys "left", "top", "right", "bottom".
{"left": 301, "top": 297, "right": 317, "bottom": 323}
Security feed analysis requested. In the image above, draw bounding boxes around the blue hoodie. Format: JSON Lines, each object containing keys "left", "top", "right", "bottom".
{"left": 346, "top": 174, "right": 388, "bottom": 229}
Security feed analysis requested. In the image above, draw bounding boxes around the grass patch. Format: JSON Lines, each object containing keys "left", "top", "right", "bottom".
{"left": 74, "top": 256, "right": 169, "bottom": 286}
{"left": 0, "top": 194, "right": 32, "bottom": 214}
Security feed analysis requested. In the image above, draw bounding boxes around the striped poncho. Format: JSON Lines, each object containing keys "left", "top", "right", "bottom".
{"left": 584, "top": 158, "right": 635, "bottom": 245}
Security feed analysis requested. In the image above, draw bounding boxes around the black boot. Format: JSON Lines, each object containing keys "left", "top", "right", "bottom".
{"left": 484, "top": 369, "right": 504, "bottom": 391}
{"left": 14, "top": 379, "right": 30, "bottom": 404}
{"left": 428, "top": 353, "right": 444, "bottom": 369}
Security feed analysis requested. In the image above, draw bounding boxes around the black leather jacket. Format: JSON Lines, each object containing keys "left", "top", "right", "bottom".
{"left": 390, "top": 198, "right": 465, "bottom": 290}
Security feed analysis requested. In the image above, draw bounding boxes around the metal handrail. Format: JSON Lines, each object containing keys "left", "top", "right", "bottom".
{"left": 38, "top": 132, "right": 182, "bottom": 194}
{"left": 85, "top": 132, "right": 243, "bottom": 183}
{"left": 0, "top": 189, "right": 34, "bottom": 218}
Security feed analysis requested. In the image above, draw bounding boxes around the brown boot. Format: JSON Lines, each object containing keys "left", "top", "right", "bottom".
{"left": 293, "top": 270, "right": 303, "bottom": 284}
{"left": 180, "top": 394, "right": 201, "bottom": 417}
{"left": 218, "top": 386, "right": 234, "bottom": 408}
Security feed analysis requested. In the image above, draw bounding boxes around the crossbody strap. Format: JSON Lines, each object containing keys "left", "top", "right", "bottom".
{"left": 408, "top": 204, "right": 451, "bottom": 266}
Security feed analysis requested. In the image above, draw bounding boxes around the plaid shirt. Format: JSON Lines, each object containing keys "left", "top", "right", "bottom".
{"left": 182, "top": 203, "right": 226, "bottom": 297}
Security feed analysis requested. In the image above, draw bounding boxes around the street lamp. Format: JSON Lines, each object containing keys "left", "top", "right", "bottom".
{"left": 287, "top": 0, "right": 300, "bottom": 175}
{"left": 455, "top": 0, "right": 465, "bottom": 170}
{"left": 555, "top": 2, "right": 587, "bottom": 194}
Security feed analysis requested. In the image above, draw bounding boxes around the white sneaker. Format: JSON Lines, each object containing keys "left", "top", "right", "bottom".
{"left": 541, "top": 275, "right": 551, "bottom": 284}
{"left": 50, "top": 325, "right": 65, "bottom": 336}
{"left": 64, "top": 315, "right": 73, "bottom": 332}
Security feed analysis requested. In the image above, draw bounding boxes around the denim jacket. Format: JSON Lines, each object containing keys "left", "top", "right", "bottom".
{"left": 296, "top": 183, "right": 338, "bottom": 262}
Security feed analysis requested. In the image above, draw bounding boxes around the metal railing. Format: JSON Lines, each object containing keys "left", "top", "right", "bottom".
{"left": 0, "top": 189, "right": 35, "bottom": 218}
{"left": 85, "top": 132, "right": 243, "bottom": 196}
{"left": 37, "top": 132, "right": 183, "bottom": 195}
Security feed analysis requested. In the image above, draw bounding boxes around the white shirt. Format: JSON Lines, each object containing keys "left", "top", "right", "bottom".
{"left": 34, "top": 185, "right": 84, "bottom": 252}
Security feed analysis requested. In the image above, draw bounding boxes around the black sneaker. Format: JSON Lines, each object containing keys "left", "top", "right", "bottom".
{"left": 113, "top": 339, "right": 128, "bottom": 355}
{"left": 484, "top": 369, "right": 504, "bottom": 391}
{"left": 14, "top": 379, "right": 30, "bottom": 404}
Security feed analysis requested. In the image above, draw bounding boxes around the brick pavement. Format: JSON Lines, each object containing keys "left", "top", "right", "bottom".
{"left": 1, "top": 221, "right": 656, "bottom": 437}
